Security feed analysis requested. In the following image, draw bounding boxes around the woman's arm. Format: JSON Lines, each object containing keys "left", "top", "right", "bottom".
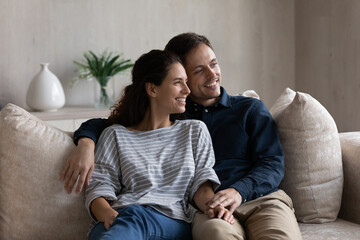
{"left": 91, "top": 197, "right": 119, "bottom": 230}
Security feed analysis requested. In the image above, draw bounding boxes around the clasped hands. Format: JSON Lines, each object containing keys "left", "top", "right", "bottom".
{"left": 204, "top": 188, "right": 242, "bottom": 225}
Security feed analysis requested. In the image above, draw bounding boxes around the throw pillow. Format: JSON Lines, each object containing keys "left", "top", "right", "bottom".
{"left": 0, "top": 104, "right": 90, "bottom": 239}
{"left": 270, "top": 88, "right": 343, "bottom": 223}
{"left": 240, "top": 89, "right": 260, "bottom": 99}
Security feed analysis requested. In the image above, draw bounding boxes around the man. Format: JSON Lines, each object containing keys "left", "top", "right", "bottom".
{"left": 62, "top": 33, "right": 302, "bottom": 240}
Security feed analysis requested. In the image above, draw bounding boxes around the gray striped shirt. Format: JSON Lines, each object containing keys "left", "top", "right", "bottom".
{"left": 85, "top": 119, "right": 220, "bottom": 223}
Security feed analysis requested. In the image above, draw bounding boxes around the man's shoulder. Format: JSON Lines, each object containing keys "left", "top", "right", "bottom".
{"left": 228, "top": 94, "right": 264, "bottom": 109}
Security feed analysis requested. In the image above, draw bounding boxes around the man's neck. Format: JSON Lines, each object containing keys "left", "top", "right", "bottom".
{"left": 189, "top": 96, "right": 221, "bottom": 107}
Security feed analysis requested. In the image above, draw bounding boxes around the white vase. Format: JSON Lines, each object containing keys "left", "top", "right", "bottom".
{"left": 26, "top": 63, "right": 65, "bottom": 112}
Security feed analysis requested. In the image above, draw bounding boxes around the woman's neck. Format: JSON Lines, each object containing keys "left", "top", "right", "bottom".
{"left": 130, "top": 110, "right": 173, "bottom": 131}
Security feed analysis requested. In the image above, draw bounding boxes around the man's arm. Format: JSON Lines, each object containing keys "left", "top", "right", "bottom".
{"left": 73, "top": 118, "right": 108, "bottom": 145}
{"left": 208, "top": 100, "right": 284, "bottom": 213}
{"left": 61, "top": 118, "right": 108, "bottom": 194}
{"left": 231, "top": 101, "right": 284, "bottom": 202}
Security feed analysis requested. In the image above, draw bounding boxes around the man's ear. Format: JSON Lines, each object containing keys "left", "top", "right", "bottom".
{"left": 145, "top": 82, "right": 157, "bottom": 97}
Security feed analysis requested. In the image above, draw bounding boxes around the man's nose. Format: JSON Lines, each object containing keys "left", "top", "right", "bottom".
{"left": 205, "top": 66, "right": 217, "bottom": 78}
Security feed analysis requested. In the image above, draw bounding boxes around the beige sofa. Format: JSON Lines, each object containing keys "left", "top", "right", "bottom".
{"left": 0, "top": 88, "right": 359, "bottom": 239}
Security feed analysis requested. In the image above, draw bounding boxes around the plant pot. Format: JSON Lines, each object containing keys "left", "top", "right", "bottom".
{"left": 93, "top": 76, "right": 114, "bottom": 108}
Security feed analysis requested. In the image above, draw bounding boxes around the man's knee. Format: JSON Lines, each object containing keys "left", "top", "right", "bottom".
{"left": 192, "top": 214, "right": 245, "bottom": 240}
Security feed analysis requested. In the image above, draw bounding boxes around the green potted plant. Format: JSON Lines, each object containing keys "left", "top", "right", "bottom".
{"left": 72, "top": 50, "right": 134, "bottom": 108}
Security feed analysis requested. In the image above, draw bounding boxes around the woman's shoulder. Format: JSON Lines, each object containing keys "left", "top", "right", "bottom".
{"left": 177, "top": 119, "right": 205, "bottom": 127}
{"left": 175, "top": 119, "right": 208, "bottom": 134}
{"left": 101, "top": 124, "right": 125, "bottom": 135}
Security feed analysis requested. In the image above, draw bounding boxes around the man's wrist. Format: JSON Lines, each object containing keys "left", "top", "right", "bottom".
{"left": 78, "top": 137, "right": 95, "bottom": 147}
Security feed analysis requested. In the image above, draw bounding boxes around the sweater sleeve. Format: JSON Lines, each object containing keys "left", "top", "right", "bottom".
{"left": 84, "top": 126, "right": 122, "bottom": 221}
{"left": 189, "top": 121, "right": 221, "bottom": 201}
{"left": 73, "top": 118, "right": 108, "bottom": 145}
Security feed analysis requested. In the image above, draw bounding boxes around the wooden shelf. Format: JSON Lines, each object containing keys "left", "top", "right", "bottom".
{"left": 30, "top": 106, "right": 111, "bottom": 121}
{"left": 29, "top": 106, "right": 110, "bottom": 131}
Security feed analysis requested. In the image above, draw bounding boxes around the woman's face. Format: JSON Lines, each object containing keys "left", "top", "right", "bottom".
{"left": 151, "top": 62, "right": 190, "bottom": 114}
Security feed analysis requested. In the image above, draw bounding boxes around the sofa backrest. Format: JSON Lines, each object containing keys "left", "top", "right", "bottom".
{"left": 0, "top": 103, "right": 90, "bottom": 240}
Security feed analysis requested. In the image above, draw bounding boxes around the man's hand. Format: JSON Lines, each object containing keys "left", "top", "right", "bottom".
{"left": 207, "top": 188, "right": 242, "bottom": 214}
{"left": 205, "top": 205, "right": 235, "bottom": 224}
{"left": 61, "top": 138, "right": 95, "bottom": 194}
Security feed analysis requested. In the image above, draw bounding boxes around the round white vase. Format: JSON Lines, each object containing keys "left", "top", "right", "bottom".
{"left": 26, "top": 63, "right": 65, "bottom": 112}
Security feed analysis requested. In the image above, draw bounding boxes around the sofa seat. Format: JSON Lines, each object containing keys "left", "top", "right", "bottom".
{"left": 299, "top": 218, "right": 360, "bottom": 240}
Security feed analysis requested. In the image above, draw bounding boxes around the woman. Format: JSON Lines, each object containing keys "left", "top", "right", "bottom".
{"left": 85, "top": 50, "right": 233, "bottom": 240}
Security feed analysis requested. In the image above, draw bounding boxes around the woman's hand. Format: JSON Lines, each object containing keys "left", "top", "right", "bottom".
{"left": 205, "top": 204, "right": 235, "bottom": 224}
{"left": 61, "top": 138, "right": 95, "bottom": 194}
{"left": 100, "top": 208, "right": 119, "bottom": 230}
{"left": 91, "top": 197, "right": 119, "bottom": 230}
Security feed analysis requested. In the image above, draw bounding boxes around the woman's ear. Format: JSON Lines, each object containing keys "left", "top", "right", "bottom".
{"left": 145, "top": 82, "right": 157, "bottom": 97}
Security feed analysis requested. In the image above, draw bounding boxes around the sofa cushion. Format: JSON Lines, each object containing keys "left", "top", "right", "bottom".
{"left": 270, "top": 88, "right": 343, "bottom": 223}
{"left": 338, "top": 132, "right": 360, "bottom": 224}
{"left": 0, "top": 104, "right": 90, "bottom": 240}
{"left": 299, "top": 218, "right": 360, "bottom": 240}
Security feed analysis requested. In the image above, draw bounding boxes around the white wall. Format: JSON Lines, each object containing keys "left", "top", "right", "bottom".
{"left": 0, "top": 0, "right": 295, "bottom": 111}
{"left": 296, "top": 0, "right": 360, "bottom": 131}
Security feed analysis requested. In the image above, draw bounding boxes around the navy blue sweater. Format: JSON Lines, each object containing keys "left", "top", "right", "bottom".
{"left": 74, "top": 87, "right": 284, "bottom": 203}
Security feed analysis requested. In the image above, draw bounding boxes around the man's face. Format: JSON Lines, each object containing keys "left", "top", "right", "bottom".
{"left": 184, "top": 44, "right": 221, "bottom": 107}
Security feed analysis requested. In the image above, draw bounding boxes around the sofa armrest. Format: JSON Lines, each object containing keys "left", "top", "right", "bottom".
{"left": 338, "top": 132, "right": 360, "bottom": 224}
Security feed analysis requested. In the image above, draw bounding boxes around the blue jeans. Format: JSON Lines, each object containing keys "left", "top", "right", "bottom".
{"left": 88, "top": 204, "right": 192, "bottom": 240}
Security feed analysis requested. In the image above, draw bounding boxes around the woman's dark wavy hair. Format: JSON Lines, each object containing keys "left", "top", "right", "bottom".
{"left": 108, "top": 50, "right": 184, "bottom": 127}
{"left": 164, "top": 32, "right": 213, "bottom": 66}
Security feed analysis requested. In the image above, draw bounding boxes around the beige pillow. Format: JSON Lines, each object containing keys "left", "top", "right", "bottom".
{"left": 240, "top": 89, "right": 260, "bottom": 99}
{"left": 0, "top": 104, "right": 90, "bottom": 240}
{"left": 270, "top": 88, "right": 343, "bottom": 223}
{"left": 338, "top": 132, "right": 360, "bottom": 224}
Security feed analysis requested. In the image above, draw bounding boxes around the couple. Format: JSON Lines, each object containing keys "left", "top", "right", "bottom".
{"left": 62, "top": 33, "right": 302, "bottom": 240}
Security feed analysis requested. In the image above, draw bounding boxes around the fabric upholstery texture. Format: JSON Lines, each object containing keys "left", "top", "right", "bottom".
{"left": 239, "top": 89, "right": 260, "bottom": 99}
{"left": 338, "top": 132, "right": 360, "bottom": 224}
{"left": 269, "top": 88, "right": 343, "bottom": 223}
{"left": 0, "top": 103, "right": 90, "bottom": 240}
{"left": 299, "top": 218, "right": 360, "bottom": 240}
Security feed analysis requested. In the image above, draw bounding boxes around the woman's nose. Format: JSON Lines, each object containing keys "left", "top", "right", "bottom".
{"left": 182, "top": 82, "right": 191, "bottom": 94}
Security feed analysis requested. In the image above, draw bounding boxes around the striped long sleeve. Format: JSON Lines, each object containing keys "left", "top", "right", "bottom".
{"left": 85, "top": 120, "right": 220, "bottom": 223}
